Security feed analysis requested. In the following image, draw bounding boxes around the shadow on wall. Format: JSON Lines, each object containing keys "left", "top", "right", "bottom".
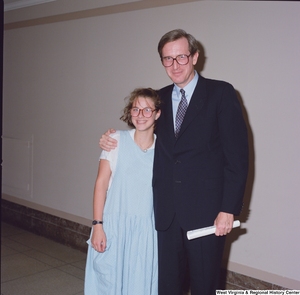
{"left": 221, "top": 88, "right": 255, "bottom": 288}
{"left": 195, "top": 40, "right": 206, "bottom": 73}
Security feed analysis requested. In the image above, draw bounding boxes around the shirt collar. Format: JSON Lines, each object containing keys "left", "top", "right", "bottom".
{"left": 173, "top": 71, "right": 199, "bottom": 102}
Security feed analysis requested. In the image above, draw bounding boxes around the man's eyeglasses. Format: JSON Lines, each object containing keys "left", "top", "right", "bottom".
{"left": 130, "top": 107, "right": 156, "bottom": 118}
{"left": 161, "top": 54, "right": 191, "bottom": 67}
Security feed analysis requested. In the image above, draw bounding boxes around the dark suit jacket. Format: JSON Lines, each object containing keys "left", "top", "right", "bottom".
{"left": 153, "top": 74, "right": 249, "bottom": 231}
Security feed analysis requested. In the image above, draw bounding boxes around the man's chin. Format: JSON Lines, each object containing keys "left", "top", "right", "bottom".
{"left": 170, "top": 76, "right": 183, "bottom": 85}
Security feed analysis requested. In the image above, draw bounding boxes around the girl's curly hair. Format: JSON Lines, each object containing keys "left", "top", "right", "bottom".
{"left": 120, "top": 88, "right": 161, "bottom": 128}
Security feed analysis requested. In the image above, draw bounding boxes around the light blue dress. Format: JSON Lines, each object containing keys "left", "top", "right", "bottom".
{"left": 84, "top": 130, "right": 158, "bottom": 295}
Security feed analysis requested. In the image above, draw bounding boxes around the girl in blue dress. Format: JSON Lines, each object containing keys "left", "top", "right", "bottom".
{"left": 85, "top": 88, "right": 161, "bottom": 295}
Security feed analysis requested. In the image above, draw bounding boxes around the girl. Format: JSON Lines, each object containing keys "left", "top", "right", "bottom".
{"left": 84, "top": 88, "right": 161, "bottom": 295}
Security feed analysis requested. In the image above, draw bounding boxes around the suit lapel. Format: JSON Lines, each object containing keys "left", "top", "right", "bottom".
{"left": 158, "top": 85, "right": 176, "bottom": 144}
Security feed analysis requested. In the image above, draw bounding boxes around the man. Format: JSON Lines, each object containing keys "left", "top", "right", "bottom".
{"left": 100, "top": 29, "right": 249, "bottom": 295}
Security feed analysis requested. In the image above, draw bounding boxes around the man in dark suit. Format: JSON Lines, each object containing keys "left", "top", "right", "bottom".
{"left": 154, "top": 29, "right": 248, "bottom": 295}
{"left": 100, "top": 29, "right": 248, "bottom": 295}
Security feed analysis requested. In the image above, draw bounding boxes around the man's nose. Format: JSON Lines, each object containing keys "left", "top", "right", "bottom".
{"left": 172, "top": 60, "right": 179, "bottom": 69}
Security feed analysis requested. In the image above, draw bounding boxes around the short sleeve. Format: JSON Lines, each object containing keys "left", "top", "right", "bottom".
{"left": 99, "top": 131, "right": 120, "bottom": 179}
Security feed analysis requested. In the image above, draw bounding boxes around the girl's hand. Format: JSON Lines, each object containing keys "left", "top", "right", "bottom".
{"left": 91, "top": 226, "right": 107, "bottom": 252}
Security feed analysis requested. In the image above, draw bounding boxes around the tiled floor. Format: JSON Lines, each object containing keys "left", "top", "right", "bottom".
{"left": 1, "top": 222, "right": 87, "bottom": 295}
{"left": 1, "top": 222, "right": 242, "bottom": 295}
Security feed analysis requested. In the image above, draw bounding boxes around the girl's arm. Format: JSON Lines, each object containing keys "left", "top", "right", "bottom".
{"left": 91, "top": 159, "right": 111, "bottom": 252}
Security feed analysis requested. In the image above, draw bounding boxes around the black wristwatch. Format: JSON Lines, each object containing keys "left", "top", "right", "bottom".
{"left": 92, "top": 220, "right": 103, "bottom": 225}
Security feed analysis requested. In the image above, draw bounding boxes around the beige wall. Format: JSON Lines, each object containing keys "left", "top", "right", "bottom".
{"left": 3, "top": 0, "right": 300, "bottom": 289}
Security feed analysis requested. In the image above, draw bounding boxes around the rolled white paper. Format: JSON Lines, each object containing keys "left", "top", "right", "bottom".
{"left": 187, "top": 220, "right": 241, "bottom": 240}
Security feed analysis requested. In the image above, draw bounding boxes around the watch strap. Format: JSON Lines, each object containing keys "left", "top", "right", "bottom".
{"left": 92, "top": 220, "right": 103, "bottom": 225}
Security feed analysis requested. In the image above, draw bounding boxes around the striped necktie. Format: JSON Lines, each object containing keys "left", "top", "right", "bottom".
{"left": 175, "top": 89, "right": 188, "bottom": 137}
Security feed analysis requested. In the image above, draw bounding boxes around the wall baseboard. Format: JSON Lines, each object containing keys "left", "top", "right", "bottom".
{"left": 220, "top": 269, "right": 287, "bottom": 290}
{"left": 1, "top": 199, "right": 90, "bottom": 253}
{"left": 1, "top": 199, "right": 287, "bottom": 290}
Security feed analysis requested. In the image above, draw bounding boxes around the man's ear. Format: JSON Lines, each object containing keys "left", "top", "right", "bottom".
{"left": 192, "top": 51, "right": 199, "bottom": 66}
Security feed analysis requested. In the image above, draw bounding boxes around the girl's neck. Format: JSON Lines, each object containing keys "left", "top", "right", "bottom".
{"left": 134, "top": 129, "right": 154, "bottom": 152}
